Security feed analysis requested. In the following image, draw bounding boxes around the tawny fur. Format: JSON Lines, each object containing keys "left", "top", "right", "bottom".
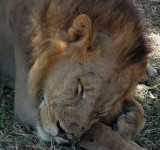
{"left": 28, "top": 0, "right": 149, "bottom": 101}
{"left": 26, "top": 0, "right": 150, "bottom": 143}
{"left": 0, "top": 0, "right": 150, "bottom": 147}
{"left": 78, "top": 122, "right": 146, "bottom": 150}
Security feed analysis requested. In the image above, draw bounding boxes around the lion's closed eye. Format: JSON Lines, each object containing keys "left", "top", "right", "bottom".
{"left": 74, "top": 79, "right": 84, "bottom": 98}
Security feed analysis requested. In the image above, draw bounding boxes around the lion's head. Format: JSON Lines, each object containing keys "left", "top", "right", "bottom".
{"left": 28, "top": 3, "right": 148, "bottom": 143}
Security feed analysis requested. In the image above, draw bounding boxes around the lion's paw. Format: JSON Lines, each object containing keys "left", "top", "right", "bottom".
{"left": 114, "top": 112, "right": 140, "bottom": 139}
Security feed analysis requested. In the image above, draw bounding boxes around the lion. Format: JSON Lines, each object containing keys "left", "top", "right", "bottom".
{"left": 0, "top": 0, "right": 155, "bottom": 148}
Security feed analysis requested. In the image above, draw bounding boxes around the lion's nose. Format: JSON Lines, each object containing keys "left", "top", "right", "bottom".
{"left": 56, "top": 121, "right": 74, "bottom": 141}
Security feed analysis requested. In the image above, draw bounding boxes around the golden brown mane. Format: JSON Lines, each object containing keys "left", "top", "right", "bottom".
{"left": 28, "top": 0, "right": 150, "bottom": 102}
{"left": 30, "top": 0, "right": 149, "bottom": 63}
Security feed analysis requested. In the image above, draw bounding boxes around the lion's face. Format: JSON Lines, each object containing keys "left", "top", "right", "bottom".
{"left": 37, "top": 50, "right": 131, "bottom": 143}
{"left": 28, "top": 14, "right": 143, "bottom": 144}
{"left": 38, "top": 59, "right": 106, "bottom": 143}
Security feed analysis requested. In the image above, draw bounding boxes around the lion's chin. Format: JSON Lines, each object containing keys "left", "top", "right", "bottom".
{"left": 37, "top": 123, "right": 70, "bottom": 144}
{"left": 37, "top": 123, "right": 55, "bottom": 142}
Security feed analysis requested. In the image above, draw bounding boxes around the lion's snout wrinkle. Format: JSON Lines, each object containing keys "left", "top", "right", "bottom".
{"left": 69, "top": 122, "right": 79, "bottom": 129}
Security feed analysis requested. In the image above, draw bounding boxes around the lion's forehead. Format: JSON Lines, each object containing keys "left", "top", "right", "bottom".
{"left": 45, "top": 55, "right": 117, "bottom": 83}
{"left": 42, "top": 52, "right": 132, "bottom": 111}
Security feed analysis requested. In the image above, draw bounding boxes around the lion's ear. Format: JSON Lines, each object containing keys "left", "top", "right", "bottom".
{"left": 68, "top": 14, "right": 93, "bottom": 50}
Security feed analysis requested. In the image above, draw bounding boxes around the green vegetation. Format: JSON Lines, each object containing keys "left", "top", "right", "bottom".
{"left": 134, "top": 82, "right": 160, "bottom": 149}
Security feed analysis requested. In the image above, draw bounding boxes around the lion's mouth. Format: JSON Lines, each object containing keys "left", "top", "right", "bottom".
{"left": 37, "top": 120, "right": 75, "bottom": 144}
{"left": 56, "top": 121, "right": 75, "bottom": 142}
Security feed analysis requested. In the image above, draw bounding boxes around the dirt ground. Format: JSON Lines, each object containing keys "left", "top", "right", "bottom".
{"left": 0, "top": 0, "right": 160, "bottom": 150}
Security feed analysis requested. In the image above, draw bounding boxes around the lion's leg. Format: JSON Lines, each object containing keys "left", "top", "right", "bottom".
{"left": 14, "top": 42, "right": 38, "bottom": 126}
{"left": 9, "top": 0, "right": 38, "bottom": 126}
{"left": 78, "top": 122, "right": 146, "bottom": 150}
{"left": 100, "top": 97, "right": 145, "bottom": 139}
{"left": 114, "top": 97, "right": 145, "bottom": 139}
{"left": 0, "top": 0, "right": 15, "bottom": 88}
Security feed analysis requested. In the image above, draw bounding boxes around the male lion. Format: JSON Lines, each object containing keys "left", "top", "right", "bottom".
{"left": 0, "top": 0, "right": 152, "bottom": 147}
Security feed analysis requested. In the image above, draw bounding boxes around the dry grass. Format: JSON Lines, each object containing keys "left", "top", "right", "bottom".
{"left": 0, "top": 0, "right": 160, "bottom": 149}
